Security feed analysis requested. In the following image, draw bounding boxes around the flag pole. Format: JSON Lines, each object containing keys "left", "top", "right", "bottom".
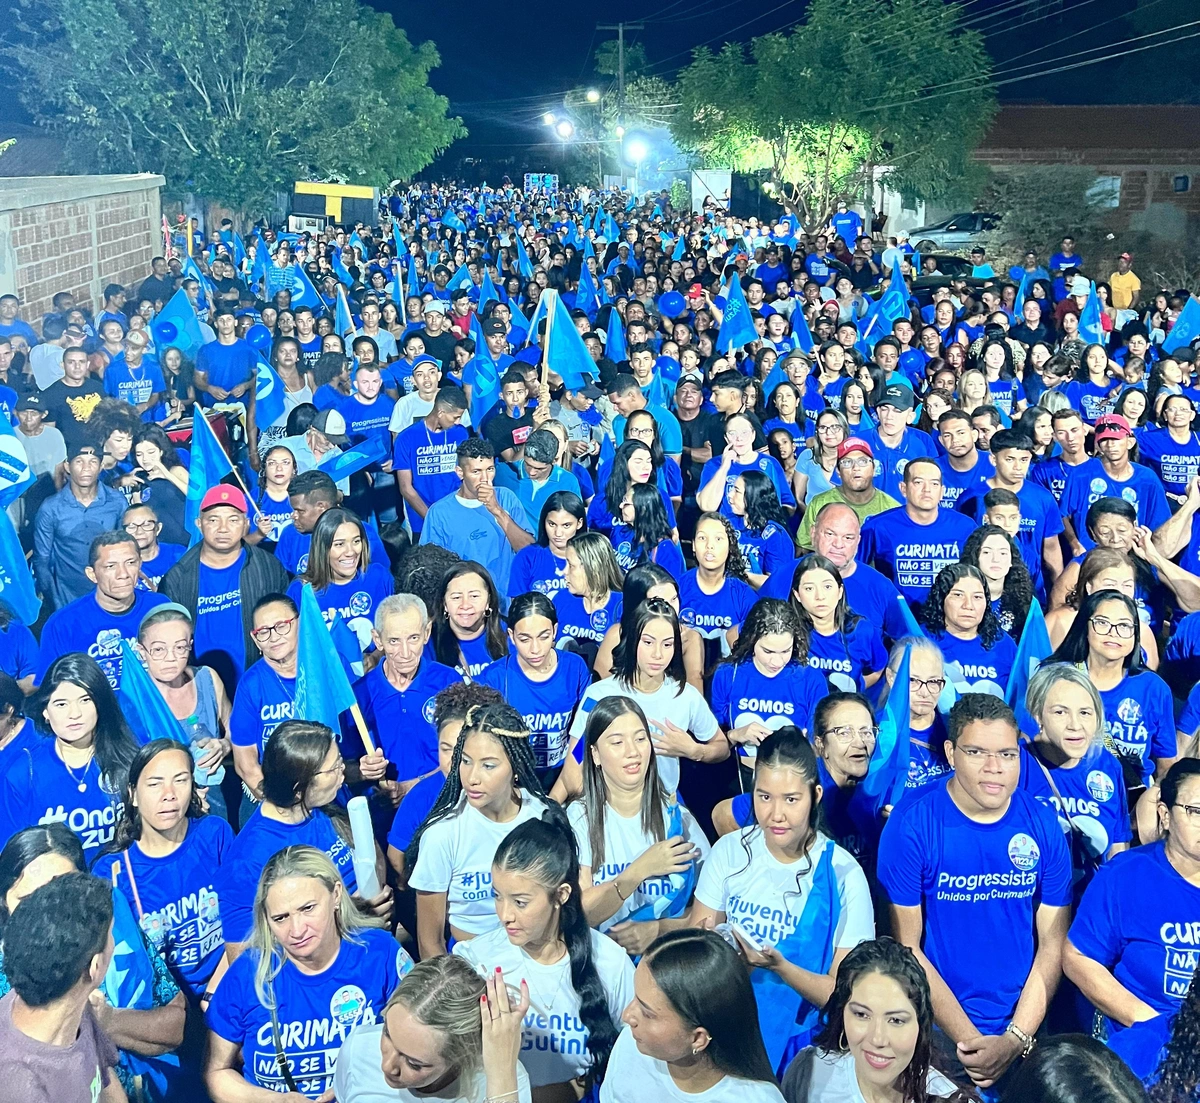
{"left": 193, "top": 406, "right": 267, "bottom": 527}
{"left": 350, "top": 702, "right": 377, "bottom": 756}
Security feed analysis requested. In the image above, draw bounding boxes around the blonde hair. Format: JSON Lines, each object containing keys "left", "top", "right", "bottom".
{"left": 1026, "top": 662, "right": 1104, "bottom": 749}
{"left": 250, "top": 845, "right": 366, "bottom": 1007}
{"left": 385, "top": 955, "right": 487, "bottom": 1076}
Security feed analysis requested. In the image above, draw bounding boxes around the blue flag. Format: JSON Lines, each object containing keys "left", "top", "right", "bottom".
{"left": 351, "top": 230, "right": 368, "bottom": 255}
{"left": 468, "top": 340, "right": 501, "bottom": 426}
{"left": 150, "top": 289, "right": 203, "bottom": 361}
{"left": 896, "top": 595, "right": 925, "bottom": 639}
{"left": 515, "top": 234, "right": 534, "bottom": 279}
{"left": 250, "top": 241, "right": 269, "bottom": 295}
{"left": 406, "top": 256, "right": 422, "bottom": 302}
{"left": 545, "top": 292, "right": 593, "bottom": 390}
{"left": 524, "top": 294, "right": 550, "bottom": 348}
{"left": 446, "top": 262, "right": 474, "bottom": 295}
{"left": 118, "top": 640, "right": 184, "bottom": 742}
{"left": 575, "top": 262, "right": 599, "bottom": 319}
{"left": 441, "top": 210, "right": 468, "bottom": 234}
{"left": 231, "top": 232, "right": 248, "bottom": 270}
{"left": 286, "top": 263, "right": 324, "bottom": 312}
{"left": 606, "top": 305, "right": 628, "bottom": 363}
{"left": 1014, "top": 271, "right": 1035, "bottom": 313}
{"left": 390, "top": 223, "right": 407, "bottom": 261}
{"left": 335, "top": 286, "right": 356, "bottom": 340}
{"left": 317, "top": 434, "right": 391, "bottom": 483}
{"left": 181, "top": 255, "right": 210, "bottom": 312}
{"left": 716, "top": 275, "right": 758, "bottom": 354}
{"left": 1079, "top": 282, "right": 1105, "bottom": 346}
{"left": 478, "top": 268, "right": 501, "bottom": 310}
{"left": 1165, "top": 296, "right": 1200, "bottom": 354}
{"left": 862, "top": 642, "right": 912, "bottom": 808}
{"left": 328, "top": 612, "right": 365, "bottom": 679}
{"left": 0, "top": 509, "right": 39, "bottom": 625}
{"left": 294, "top": 583, "right": 358, "bottom": 730}
{"left": 254, "top": 353, "right": 286, "bottom": 429}
{"left": 184, "top": 406, "right": 234, "bottom": 548}
{"left": 792, "top": 308, "right": 817, "bottom": 355}
{"left": 0, "top": 415, "right": 34, "bottom": 509}
{"left": 331, "top": 249, "right": 354, "bottom": 288}
{"left": 1005, "top": 598, "right": 1052, "bottom": 719}
{"left": 672, "top": 234, "right": 686, "bottom": 262}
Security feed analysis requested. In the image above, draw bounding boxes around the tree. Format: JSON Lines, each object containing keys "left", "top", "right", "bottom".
{"left": 671, "top": 0, "right": 996, "bottom": 231}
{"left": 2, "top": 0, "right": 464, "bottom": 216}
{"left": 595, "top": 40, "right": 648, "bottom": 80}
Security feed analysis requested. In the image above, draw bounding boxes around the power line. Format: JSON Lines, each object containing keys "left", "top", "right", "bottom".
{"left": 639, "top": 0, "right": 803, "bottom": 74}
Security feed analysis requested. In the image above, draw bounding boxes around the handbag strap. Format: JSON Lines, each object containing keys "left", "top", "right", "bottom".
{"left": 1020, "top": 733, "right": 1081, "bottom": 834}
{"left": 267, "top": 976, "right": 300, "bottom": 1095}
{"left": 122, "top": 850, "right": 145, "bottom": 920}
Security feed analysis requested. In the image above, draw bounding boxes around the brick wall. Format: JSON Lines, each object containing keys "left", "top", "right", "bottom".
{"left": 0, "top": 174, "right": 165, "bottom": 338}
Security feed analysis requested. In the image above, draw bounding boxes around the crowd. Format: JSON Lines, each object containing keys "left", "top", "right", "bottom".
{"left": 0, "top": 179, "right": 1198, "bottom": 1103}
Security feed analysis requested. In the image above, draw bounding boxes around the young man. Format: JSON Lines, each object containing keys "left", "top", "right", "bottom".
{"left": 415, "top": 299, "right": 457, "bottom": 368}
{"left": 394, "top": 385, "right": 469, "bottom": 538}
{"left": 293, "top": 306, "right": 324, "bottom": 372}
{"left": 880, "top": 694, "right": 1072, "bottom": 1093}
{"left": 29, "top": 315, "right": 70, "bottom": 390}
{"left": 607, "top": 372, "right": 683, "bottom": 463}
{"left": 484, "top": 368, "right": 537, "bottom": 462}
{"left": 1030, "top": 408, "right": 1090, "bottom": 505}
{"left": 123, "top": 502, "right": 186, "bottom": 591}
{"left": 506, "top": 427, "right": 581, "bottom": 520}
{"left": 42, "top": 346, "right": 105, "bottom": 450}
{"left": 1109, "top": 252, "right": 1141, "bottom": 310}
{"left": 14, "top": 393, "right": 66, "bottom": 479}
{"left": 0, "top": 872, "right": 124, "bottom": 1103}
{"left": 271, "top": 469, "right": 387, "bottom": 575}
{"left": 388, "top": 355, "right": 444, "bottom": 436}
{"left": 862, "top": 384, "right": 936, "bottom": 500}
{"left": 101, "top": 328, "right": 165, "bottom": 415}
{"left": 936, "top": 409, "right": 992, "bottom": 509}
{"left": 194, "top": 306, "right": 258, "bottom": 408}
{"left": 354, "top": 300, "right": 399, "bottom": 363}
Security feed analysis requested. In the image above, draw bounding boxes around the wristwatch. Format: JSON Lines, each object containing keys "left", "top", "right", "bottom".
{"left": 1005, "top": 1021, "right": 1036, "bottom": 1058}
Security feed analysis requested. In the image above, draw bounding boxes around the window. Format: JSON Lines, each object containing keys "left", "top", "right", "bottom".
{"left": 1174, "top": 174, "right": 1191, "bottom": 193}
{"left": 1086, "top": 175, "right": 1121, "bottom": 209}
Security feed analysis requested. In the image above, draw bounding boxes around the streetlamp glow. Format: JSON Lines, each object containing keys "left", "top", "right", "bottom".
{"left": 625, "top": 136, "right": 649, "bottom": 164}
{"left": 542, "top": 112, "right": 556, "bottom": 126}
{"left": 555, "top": 119, "right": 575, "bottom": 140}
{"left": 586, "top": 89, "right": 600, "bottom": 103}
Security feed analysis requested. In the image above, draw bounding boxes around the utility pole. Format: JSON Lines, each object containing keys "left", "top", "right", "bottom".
{"left": 597, "top": 21, "right": 643, "bottom": 188}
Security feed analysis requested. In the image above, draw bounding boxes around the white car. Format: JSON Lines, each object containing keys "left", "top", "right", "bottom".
{"left": 909, "top": 212, "right": 999, "bottom": 251}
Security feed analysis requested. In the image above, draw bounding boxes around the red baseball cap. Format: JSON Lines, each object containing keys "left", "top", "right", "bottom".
{"left": 1094, "top": 414, "right": 1133, "bottom": 443}
{"left": 837, "top": 437, "right": 874, "bottom": 461}
{"left": 200, "top": 484, "right": 249, "bottom": 514}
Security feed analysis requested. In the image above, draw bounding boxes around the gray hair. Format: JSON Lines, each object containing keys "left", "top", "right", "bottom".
{"left": 375, "top": 592, "right": 429, "bottom": 632}
{"left": 876, "top": 635, "right": 945, "bottom": 713}
{"left": 1025, "top": 662, "right": 1104, "bottom": 746}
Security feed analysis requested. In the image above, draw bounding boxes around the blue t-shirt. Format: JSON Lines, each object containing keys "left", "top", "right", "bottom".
{"left": 936, "top": 454, "right": 992, "bottom": 510}
{"left": 553, "top": 589, "right": 622, "bottom": 648}
{"left": 905, "top": 714, "right": 952, "bottom": 794}
{"left": 385, "top": 771, "right": 444, "bottom": 854}
{"left": 337, "top": 393, "right": 395, "bottom": 456}
{"left": 936, "top": 630, "right": 1017, "bottom": 699}
{"left": 1030, "top": 455, "right": 1089, "bottom": 505}
{"left": 353, "top": 659, "right": 461, "bottom": 782}
{"left": 393, "top": 422, "right": 469, "bottom": 535}
{"left": 878, "top": 781, "right": 1073, "bottom": 1034}
{"left": 312, "top": 384, "right": 344, "bottom": 411}
{"left": 423, "top": 633, "right": 497, "bottom": 680}
{"left": 678, "top": 570, "right": 758, "bottom": 642}
{"left": 1095, "top": 670, "right": 1176, "bottom": 784}
{"left": 36, "top": 589, "right": 169, "bottom": 689}
{"left": 207, "top": 927, "right": 409, "bottom": 1098}
{"left": 1177, "top": 674, "right": 1200, "bottom": 737}
{"left": 194, "top": 553, "right": 246, "bottom": 677}
{"left": 986, "top": 377, "right": 1026, "bottom": 417}
{"left": 286, "top": 562, "right": 393, "bottom": 653}
{"left": 1060, "top": 459, "right": 1170, "bottom": 550}
{"left": 275, "top": 523, "right": 388, "bottom": 576}
{"left": 1061, "top": 380, "right": 1115, "bottom": 424}
{"left": 229, "top": 659, "right": 295, "bottom": 760}
{"left": 1134, "top": 428, "right": 1200, "bottom": 498}
{"left": 710, "top": 659, "right": 827, "bottom": 761}
{"left": 608, "top": 526, "right": 687, "bottom": 580}
{"left": 508, "top": 545, "right": 570, "bottom": 599}
{"left": 419, "top": 491, "right": 531, "bottom": 604}
{"left": 730, "top": 518, "right": 794, "bottom": 578}
{"left": 698, "top": 454, "right": 796, "bottom": 521}
{"left": 0, "top": 621, "right": 38, "bottom": 682}
{"left": 477, "top": 651, "right": 592, "bottom": 773}
{"left": 1069, "top": 842, "right": 1200, "bottom": 1026}
{"left": 861, "top": 427, "right": 937, "bottom": 500}
{"left": 137, "top": 542, "right": 186, "bottom": 591}
{"left": 216, "top": 808, "right": 357, "bottom": 945}
{"left": 103, "top": 354, "right": 166, "bottom": 408}
{"left": 195, "top": 340, "right": 258, "bottom": 405}
{"left": 254, "top": 494, "right": 294, "bottom": 546}
{"left": 105, "top": 815, "right": 233, "bottom": 1001}
{"left": 859, "top": 507, "right": 978, "bottom": 609}
{"left": 805, "top": 619, "right": 888, "bottom": 694}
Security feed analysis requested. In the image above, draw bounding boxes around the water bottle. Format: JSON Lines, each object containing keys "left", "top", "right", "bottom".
{"left": 184, "top": 716, "right": 226, "bottom": 788}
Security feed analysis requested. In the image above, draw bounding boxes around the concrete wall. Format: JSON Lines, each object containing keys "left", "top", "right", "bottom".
{"left": 0, "top": 174, "right": 165, "bottom": 337}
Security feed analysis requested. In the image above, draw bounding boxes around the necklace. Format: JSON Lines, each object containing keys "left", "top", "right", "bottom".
{"left": 61, "top": 748, "right": 95, "bottom": 793}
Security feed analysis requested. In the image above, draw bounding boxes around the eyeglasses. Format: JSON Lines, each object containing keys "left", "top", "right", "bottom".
{"left": 824, "top": 725, "right": 879, "bottom": 745}
{"left": 125, "top": 519, "right": 158, "bottom": 533}
{"left": 909, "top": 676, "right": 947, "bottom": 695}
{"left": 145, "top": 641, "right": 192, "bottom": 660}
{"left": 1089, "top": 616, "right": 1136, "bottom": 639}
{"left": 956, "top": 746, "right": 1021, "bottom": 764}
{"left": 251, "top": 617, "right": 296, "bottom": 643}
{"left": 817, "top": 423, "right": 844, "bottom": 435}
{"left": 313, "top": 759, "right": 346, "bottom": 780}
{"left": 1172, "top": 803, "right": 1200, "bottom": 824}
{"left": 840, "top": 457, "right": 873, "bottom": 470}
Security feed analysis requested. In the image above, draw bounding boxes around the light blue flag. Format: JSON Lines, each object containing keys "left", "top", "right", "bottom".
{"left": 184, "top": 405, "right": 234, "bottom": 548}
{"left": 150, "top": 289, "right": 203, "bottom": 361}
{"left": 1014, "top": 271, "right": 1035, "bottom": 313}
{"left": 446, "top": 262, "right": 474, "bottom": 295}
{"left": 250, "top": 241, "right": 269, "bottom": 295}
{"left": 118, "top": 640, "right": 184, "bottom": 742}
{"left": 441, "top": 210, "right": 468, "bottom": 234}
{"left": 524, "top": 294, "right": 550, "bottom": 348}
{"left": 603, "top": 213, "right": 619, "bottom": 241}
{"left": 716, "top": 275, "right": 758, "bottom": 353}
{"left": 575, "top": 262, "right": 599, "bottom": 319}
{"left": 351, "top": 230, "right": 368, "bottom": 255}
{"left": 181, "top": 255, "right": 210, "bottom": 312}
{"left": 0, "top": 415, "right": 34, "bottom": 509}
{"left": 390, "top": 223, "right": 406, "bottom": 260}
{"left": 478, "top": 268, "right": 501, "bottom": 310}
{"left": 896, "top": 595, "right": 925, "bottom": 640}
{"left": 231, "top": 232, "right": 248, "bottom": 270}
{"left": 406, "top": 256, "right": 422, "bottom": 301}
{"left": 331, "top": 249, "right": 354, "bottom": 288}
{"left": 286, "top": 263, "right": 324, "bottom": 311}
{"left": 318, "top": 435, "right": 391, "bottom": 483}
{"left": 254, "top": 353, "right": 286, "bottom": 429}
{"left": 515, "top": 234, "right": 534, "bottom": 279}
{"left": 294, "top": 583, "right": 357, "bottom": 730}
{"left": 855, "top": 300, "right": 883, "bottom": 357}
{"left": 335, "top": 286, "right": 356, "bottom": 340}
{"left": 1005, "top": 598, "right": 1052, "bottom": 724}
{"left": 672, "top": 234, "right": 686, "bottom": 262}
{"left": 606, "top": 306, "right": 628, "bottom": 363}
{"left": 878, "top": 265, "right": 911, "bottom": 329}
{"left": 582, "top": 236, "right": 596, "bottom": 262}
{"left": 468, "top": 316, "right": 501, "bottom": 425}
{"left": 792, "top": 308, "right": 817, "bottom": 355}
{"left": 1165, "top": 296, "right": 1200, "bottom": 354}
{"left": 1079, "top": 282, "right": 1105, "bottom": 345}
{"left": 546, "top": 293, "right": 593, "bottom": 390}
{"left": 862, "top": 642, "right": 912, "bottom": 808}
{"left": 0, "top": 509, "right": 39, "bottom": 625}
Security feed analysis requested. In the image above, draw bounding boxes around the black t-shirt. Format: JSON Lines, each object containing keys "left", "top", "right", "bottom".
{"left": 137, "top": 275, "right": 176, "bottom": 304}
{"left": 677, "top": 410, "right": 725, "bottom": 493}
{"left": 42, "top": 379, "right": 106, "bottom": 447}
{"left": 417, "top": 328, "right": 458, "bottom": 370}
{"left": 485, "top": 410, "right": 535, "bottom": 458}
{"left": 212, "top": 276, "right": 246, "bottom": 301}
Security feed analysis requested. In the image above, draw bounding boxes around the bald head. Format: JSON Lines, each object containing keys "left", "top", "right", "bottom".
{"left": 811, "top": 502, "right": 861, "bottom": 570}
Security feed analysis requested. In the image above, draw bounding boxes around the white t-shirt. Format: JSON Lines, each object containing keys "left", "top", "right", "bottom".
{"left": 601, "top": 1027, "right": 786, "bottom": 1103}
{"left": 453, "top": 925, "right": 634, "bottom": 1087}
{"left": 781, "top": 1047, "right": 958, "bottom": 1103}
{"left": 695, "top": 832, "right": 874, "bottom": 952}
{"left": 334, "top": 1022, "right": 533, "bottom": 1103}
{"left": 389, "top": 393, "right": 472, "bottom": 434}
{"left": 567, "top": 798, "right": 711, "bottom": 931}
{"left": 407, "top": 791, "right": 547, "bottom": 935}
{"left": 568, "top": 677, "right": 720, "bottom": 794}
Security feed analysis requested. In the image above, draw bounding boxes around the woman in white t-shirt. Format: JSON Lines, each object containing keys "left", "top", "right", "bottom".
{"left": 779, "top": 937, "right": 960, "bottom": 1103}
{"left": 406, "top": 701, "right": 561, "bottom": 958}
{"left": 562, "top": 599, "right": 728, "bottom": 797}
{"left": 602, "top": 929, "right": 785, "bottom": 1103}
{"left": 335, "top": 953, "right": 534, "bottom": 1103}
{"left": 692, "top": 728, "right": 874, "bottom": 1078}
{"left": 567, "top": 695, "right": 709, "bottom": 957}
{"left": 455, "top": 818, "right": 634, "bottom": 1100}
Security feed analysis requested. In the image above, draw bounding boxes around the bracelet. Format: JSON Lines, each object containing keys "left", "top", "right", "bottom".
{"left": 486, "top": 1092, "right": 520, "bottom": 1103}
{"left": 613, "top": 877, "right": 629, "bottom": 901}
{"left": 1005, "top": 1021, "right": 1035, "bottom": 1059}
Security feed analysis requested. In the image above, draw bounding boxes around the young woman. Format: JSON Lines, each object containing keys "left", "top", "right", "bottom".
{"left": 100, "top": 738, "right": 234, "bottom": 1004}
{"left": 956, "top": 368, "right": 991, "bottom": 419}
{"left": 509, "top": 491, "right": 586, "bottom": 600}
{"left": 553, "top": 531, "right": 625, "bottom": 658}
{"left": 567, "top": 599, "right": 725, "bottom": 799}
{"left": 780, "top": 937, "right": 959, "bottom": 1103}
{"left": 131, "top": 424, "right": 190, "bottom": 542}
{"left": 477, "top": 593, "right": 591, "bottom": 789}
{"left": 0, "top": 654, "right": 140, "bottom": 863}
{"left": 589, "top": 439, "right": 678, "bottom": 537}
{"left": 250, "top": 444, "right": 297, "bottom": 547}
{"left": 430, "top": 561, "right": 509, "bottom": 679}
{"left": 568, "top": 695, "right": 709, "bottom": 956}
{"left": 979, "top": 339, "right": 1026, "bottom": 417}
{"left": 333, "top": 954, "right": 534, "bottom": 1103}
{"left": 728, "top": 470, "right": 795, "bottom": 588}
{"left": 1046, "top": 589, "right": 1176, "bottom": 789}
{"left": 840, "top": 379, "right": 871, "bottom": 432}
{"left": 1018, "top": 664, "right": 1130, "bottom": 895}
{"left": 764, "top": 381, "right": 808, "bottom": 446}
{"left": 206, "top": 845, "right": 412, "bottom": 1101}
{"left": 921, "top": 563, "right": 1017, "bottom": 697}
{"left": 880, "top": 637, "right": 952, "bottom": 794}
{"left": 407, "top": 701, "right": 563, "bottom": 959}
{"left": 913, "top": 389, "right": 954, "bottom": 437}
{"left": 679, "top": 512, "right": 757, "bottom": 663}
{"left": 712, "top": 599, "right": 828, "bottom": 781}
{"left": 287, "top": 507, "right": 394, "bottom": 654}
{"left": 788, "top": 556, "right": 887, "bottom": 694}
{"left": 624, "top": 408, "right": 684, "bottom": 509}
{"left": 960, "top": 523, "right": 1033, "bottom": 638}
{"left": 0, "top": 673, "right": 35, "bottom": 777}
{"left": 454, "top": 818, "right": 633, "bottom": 1100}
{"left": 611, "top": 481, "right": 686, "bottom": 579}
{"left": 692, "top": 728, "right": 874, "bottom": 1076}
{"left": 1064, "top": 343, "right": 1119, "bottom": 424}
{"left": 601, "top": 929, "right": 785, "bottom": 1103}
{"left": 217, "top": 720, "right": 391, "bottom": 953}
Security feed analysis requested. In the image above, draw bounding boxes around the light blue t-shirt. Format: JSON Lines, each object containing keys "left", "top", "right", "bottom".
{"left": 420, "top": 489, "right": 532, "bottom": 604}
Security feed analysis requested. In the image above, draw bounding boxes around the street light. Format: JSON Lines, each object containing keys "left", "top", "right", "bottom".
{"left": 555, "top": 119, "right": 575, "bottom": 139}
{"left": 542, "top": 112, "right": 556, "bottom": 126}
{"left": 615, "top": 125, "right": 625, "bottom": 138}
{"left": 586, "top": 88, "right": 600, "bottom": 103}
{"left": 623, "top": 134, "right": 650, "bottom": 196}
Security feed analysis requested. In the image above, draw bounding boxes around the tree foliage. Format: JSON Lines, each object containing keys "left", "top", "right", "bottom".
{"left": 2, "top": 0, "right": 464, "bottom": 214}
{"left": 671, "top": 0, "right": 996, "bottom": 231}
{"left": 595, "top": 40, "right": 649, "bottom": 80}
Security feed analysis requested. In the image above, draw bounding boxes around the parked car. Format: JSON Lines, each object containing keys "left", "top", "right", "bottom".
{"left": 908, "top": 212, "right": 999, "bottom": 251}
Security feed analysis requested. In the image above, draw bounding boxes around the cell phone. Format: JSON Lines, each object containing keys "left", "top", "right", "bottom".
{"left": 716, "top": 922, "right": 765, "bottom": 953}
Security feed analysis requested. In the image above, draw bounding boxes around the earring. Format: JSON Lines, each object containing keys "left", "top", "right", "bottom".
{"left": 838, "top": 1029, "right": 847, "bottom": 1051}
{"left": 691, "top": 1047, "right": 700, "bottom": 1056}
